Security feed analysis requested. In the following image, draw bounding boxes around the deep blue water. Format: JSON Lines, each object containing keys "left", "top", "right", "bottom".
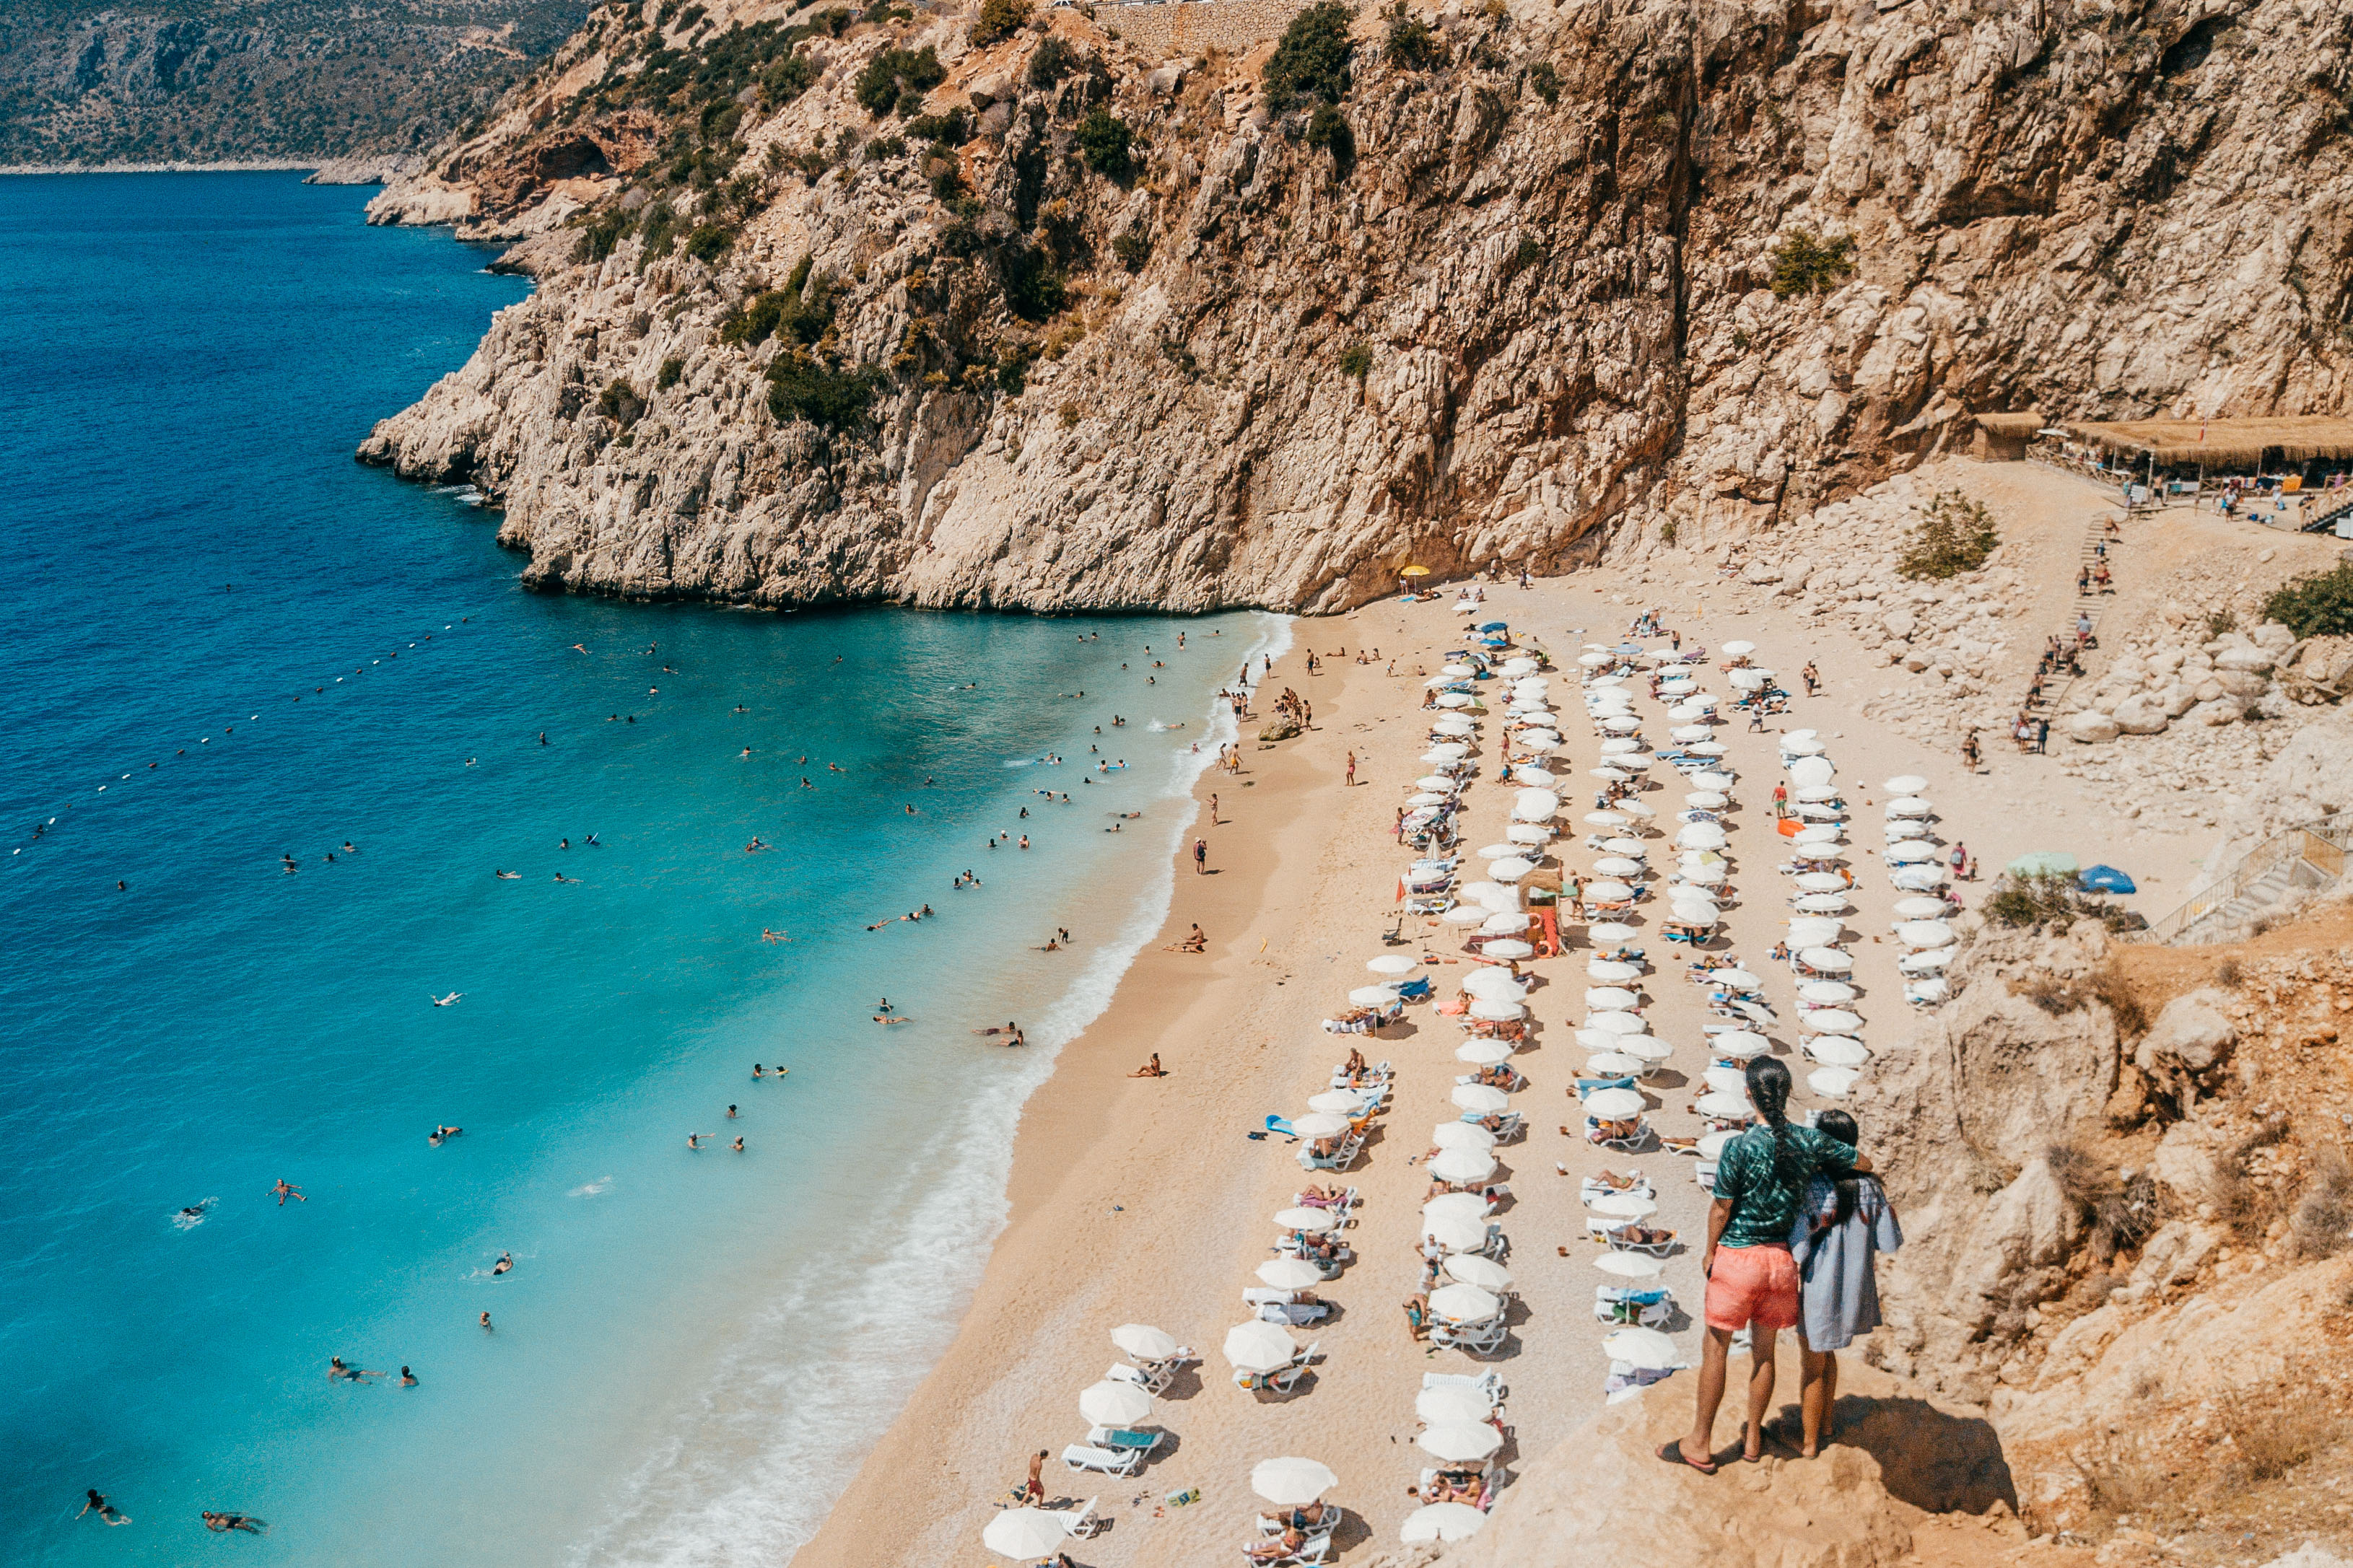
{"left": 0, "top": 172, "right": 1283, "bottom": 1566}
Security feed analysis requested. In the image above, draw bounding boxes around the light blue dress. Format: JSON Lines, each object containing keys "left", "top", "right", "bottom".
{"left": 1787, "top": 1173, "right": 1903, "bottom": 1352}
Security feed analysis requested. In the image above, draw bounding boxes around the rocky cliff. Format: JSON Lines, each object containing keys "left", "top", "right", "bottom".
{"left": 0, "top": 0, "right": 585, "bottom": 167}
{"left": 357, "top": 0, "right": 2353, "bottom": 612}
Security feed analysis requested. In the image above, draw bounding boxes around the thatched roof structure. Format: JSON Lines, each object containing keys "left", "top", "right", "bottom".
{"left": 2056, "top": 416, "right": 2353, "bottom": 466}
{"left": 1972, "top": 413, "right": 2045, "bottom": 436}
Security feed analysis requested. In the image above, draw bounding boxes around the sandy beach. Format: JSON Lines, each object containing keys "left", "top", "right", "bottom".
{"left": 794, "top": 463, "right": 2287, "bottom": 1567}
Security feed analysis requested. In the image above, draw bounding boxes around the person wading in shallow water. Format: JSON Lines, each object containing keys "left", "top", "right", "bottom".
{"left": 1659, "top": 1057, "right": 1872, "bottom": 1473}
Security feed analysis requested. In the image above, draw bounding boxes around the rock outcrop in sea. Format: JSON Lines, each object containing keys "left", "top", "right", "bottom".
{"left": 358, "top": 0, "right": 2353, "bottom": 611}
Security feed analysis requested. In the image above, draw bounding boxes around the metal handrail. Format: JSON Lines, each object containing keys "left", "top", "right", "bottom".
{"left": 2131, "top": 815, "right": 2353, "bottom": 944}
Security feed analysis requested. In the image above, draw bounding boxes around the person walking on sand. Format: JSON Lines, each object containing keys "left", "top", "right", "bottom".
{"left": 1193, "top": 838, "right": 1208, "bottom": 875}
{"left": 1345, "top": 750, "right": 1356, "bottom": 787}
{"left": 1659, "top": 1057, "right": 1871, "bottom": 1474}
{"left": 1022, "top": 1450, "right": 1048, "bottom": 1505}
{"left": 1208, "top": 794, "right": 1219, "bottom": 825}
{"left": 1775, "top": 1109, "right": 1902, "bottom": 1458}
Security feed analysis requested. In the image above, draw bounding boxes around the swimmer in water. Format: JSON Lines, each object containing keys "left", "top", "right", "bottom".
{"left": 497, "top": 870, "right": 520, "bottom": 879}
{"left": 491, "top": 1252, "right": 513, "bottom": 1276}
{"left": 432, "top": 992, "right": 462, "bottom": 1007}
{"left": 400, "top": 1367, "right": 417, "bottom": 1386}
{"left": 687, "top": 1133, "right": 705, "bottom": 1149}
{"left": 271, "top": 1179, "right": 305, "bottom": 1206}
{"left": 429, "top": 1125, "right": 462, "bottom": 1145}
{"left": 731, "top": 1136, "right": 745, "bottom": 1152}
{"left": 481, "top": 1312, "right": 493, "bottom": 1331}
{"left": 78, "top": 1490, "right": 131, "bottom": 1527}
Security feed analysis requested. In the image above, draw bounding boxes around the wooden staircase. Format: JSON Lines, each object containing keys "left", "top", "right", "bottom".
{"left": 2017, "top": 514, "right": 2125, "bottom": 740}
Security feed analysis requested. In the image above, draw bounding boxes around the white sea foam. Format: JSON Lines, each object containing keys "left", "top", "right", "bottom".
{"left": 567, "top": 1176, "right": 614, "bottom": 1198}
{"left": 564, "top": 613, "right": 1292, "bottom": 1568}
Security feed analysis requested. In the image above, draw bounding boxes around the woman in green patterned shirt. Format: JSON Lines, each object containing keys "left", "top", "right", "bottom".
{"left": 1658, "top": 1057, "right": 1871, "bottom": 1474}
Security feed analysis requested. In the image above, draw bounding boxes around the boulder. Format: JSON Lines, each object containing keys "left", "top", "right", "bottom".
{"left": 1884, "top": 606, "right": 1917, "bottom": 639}
{"left": 2149, "top": 1119, "right": 2219, "bottom": 1205}
{"left": 2187, "top": 696, "right": 2245, "bottom": 726}
{"left": 2157, "top": 682, "right": 2198, "bottom": 718}
{"left": 2251, "top": 619, "right": 2297, "bottom": 652}
{"left": 2066, "top": 711, "right": 2121, "bottom": 743}
{"left": 2214, "top": 645, "right": 2277, "bottom": 674}
{"left": 1257, "top": 716, "right": 1301, "bottom": 741}
{"left": 2282, "top": 634, "right": 2353, "bottom": 704}
{"left": 2138, "top": 987, "right": 2236, "bottom": 1076}
{"left": 2110, "top": 693, "right": 2170, "bottom": 735}
{"left": 1740, "top": 561, "right": 1782, "bottom": 584}
{"left": 966, "top": 71, "right": 1014, "bottom": 107}
{"left": 977, "top": 102, "right": 1013, "bottom": 137}
{"left": 2214, "top": 667, "right": 2269, "bottom": 701}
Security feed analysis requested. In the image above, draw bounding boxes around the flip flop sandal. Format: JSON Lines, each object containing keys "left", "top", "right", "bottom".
{"left": 1656, "top": 1440, "right": 1718, "bottom": 1476}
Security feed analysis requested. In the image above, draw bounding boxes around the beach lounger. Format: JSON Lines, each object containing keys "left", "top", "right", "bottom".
{"left": 1296, "top": 1134, "right": 1362, "bottom": 1172}
{"left": 1594, "top": 1285, "right": 1674, "bottom": 1326}
{"left": 1106, "top": 1359, "right": 1177, "bottom": 1395}
{"left": 1087, "top": 1425, "right": 1166, "bottom": 1455}
{"left": 1574, "top": 1076, "right": 1638, "bottom": 1099}
{"left": 1433, "top": 1315, "right": 1509, "bottom": 1355}
{"left": 1586, "top": 1116, "right": 1649, "bottom": 1152}
{"left": 1264, "top": 1114, "right": 1298, "bottom": 1139}
{"left": 1421, "top": 1369, "right": 1506, "bottom": 1403}
{"left": 1695, "top": 1160, "right": 1719, "bottom": 1193}
{"left": 1580, "top": 1173, "right": 1653, "bottom": 1204}
{"left": 1062, "top": 1442, "right": 1143, "bottom": 1477}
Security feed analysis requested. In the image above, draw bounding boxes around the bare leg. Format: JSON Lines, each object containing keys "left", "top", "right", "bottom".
{"left": 1675, "top": 1326, "right": 1734, "bottom": 1463}
{"left": 1797, "top": 1342, "right": 1830, "bottom": 1457}
{"left": 1742, "top": 1326, "right": 1780, "bottom": 1460}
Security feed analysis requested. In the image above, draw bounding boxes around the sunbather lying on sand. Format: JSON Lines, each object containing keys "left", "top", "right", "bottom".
{"left": 1296, "top": 1185, "right": 1349, "bottom": 1209}
{"left": 1246, "top": 1528, "right": 1307, "bottom": 1563}
{"left": 1128, "top": 1054, "right": 1166, "bottom": 1077}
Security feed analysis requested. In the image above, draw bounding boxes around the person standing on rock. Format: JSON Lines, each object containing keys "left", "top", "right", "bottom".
{"left": 1778, "top": 1109, "right": 1902, "bottom": 1459}
{"left": 1659, "top": 1058, "right": 1870, "bottom": 1475}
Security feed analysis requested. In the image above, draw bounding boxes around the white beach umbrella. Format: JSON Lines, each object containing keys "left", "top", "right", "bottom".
{"left": 1431, "top": 1121, "right": 1498, "bottom": 1152}
{"left": 1697, "top": 1129, "right": 1739, "bottom": 1160}
{"left": 1670, "top": 724, "right": 1712, "bottom": 743}
{"left": 1807, "top": 1036, "right": 1870, "bottom": 1067}
{"left": 1602, "top": 1326, "right": 1681, "bottom": 1370}
{"left": 1585, "top": 1051, "right": 1644, "bottom": 1077}
{"left": 1112, "top": 1323, "right": 1179, "bottom": 1360}
{"left": 1506, "top": 823, "right": 1553, "bottom": 844}
{"left": 1706, "top": 968, "right": 1763, "bottom": 990}
{"left": 1348, "top": 985, "right": 1400, "bottom": 1007}
{"left": 1487, "top": 857, "right": 1535, "bottom": 882}
{"left": 1428, "top": 1147, "right": 1498, "bottom": 1184}
{"left": 1692, "top": 771, "right": 1736, "bottom": 791}
{"left": 1594, "top": 1250, "right": 1667, "bottom": 1279}
{"left": 1789, "top": 755, "right": 1835, "bottom": 788}
{"left": 1457, "top": 1039, "right": 1516, "bottom": 1066}
{"left": 1584, "top": 986, "right": 1640, "bottom": 1011}
{"left": 1794, "top": 785, "right": 1841, "bottom": 805}
{"left": 1900, "top": 947, "right": 1954, "bottom": 973}
{"left": 1415, "top": 774, "right": 1459, "bottom": 792}
{"left": 1250, "top": 1455, "right": 1337, "bottom": 1505}
{"left": 1703, "top": 1064, "right": 1749, "bottom": 1095}
{"left": 1424, "top": 743, "right": 1470, "bottom": 761}
{"left": 1588, "top": 767, "right": 1630, "bottom": 783}
{"left": 1586, "top": 1011, "right": 1645, "bottom": 1036}
{"left": 1407, "top": 793, "right": 1451, "bottom": 807}
{"left": 1467, "top": 998, "right": 1525, "bottom": 1022}
{"left": 1799, "top": 980, "right": 1857, "bottom": 1004}
{"left": 1419, "top": 1423, "right": 1505, "bottom": 1463}
{"left": 1797, "top": 893, "right": 1853, "bottom": 915}
{"left": 1787, "top": 918, "right": 1844, "bottom": 946}
{"left": 1709, "top": 1030, "right": 1771, "bottom": 1059}
{"left": 1885, "top": 818, "right": 1932, "bottom": 841}
{"left": 1307, "top": 1090, "right": 1366, "bottom": 1114}
{"left": 1512, "top": 767, "right": 1559, "bottom": 787}
{"left": 1519, "top": 731, "right": 1562, "bottom": 748}
{"left": 1685, "top": 741, "right": 1728, "bottom": 757}
{"left": 1501, "top": 657, "right": 1539, "bottom": 676}
{"left": 1598, "top": 737, "right": 1644, "bottom": 755}
{"left": 1481, "top": 940, "right": 1535, "bottom": 960}
{"left": 1422, "top": 1212, "right": 1491, "bottom": 1253}
{"left": 1423, "top": 1192, "right": 1490, "bottom": 1222}
{"left": 1441, "top": 906, "right": 1491, "bottom": 927}
{"left": 1273, "top": 1206, "right": 1337, "bottom": 1232}
{"left": 1367, "top": 955, "right": 1420, "bottom": 976}
{"left": 1683, "top": 792, "right": 1727, "bottom": 811}
{"left": 1080, "top": 1378, "right": 1154, "bottom": 1426}
{"left": 1514, "top": 789, "right": 1562, "bottom": 815}
{"left": 1428, "top": 1283, "right": 1503, "bottom": 1323}
{"left": 1721, "top": 640, "right": 1756, "bottom": 656}
{"left": 1222, "top": 1320, "right": 1299, "bottom": 1372}
{"left": 1803, "top": 1009, "right": 1864, "bottom": 1035}
{"left": 1794, "top": 824, "right": 1843, "bottom": 846}
{"left": 984, "top": 1510, "right": 1075, "bottom": 1559}
{"left": 1677, "top": 825, "right": 1728, "bottom": 850}
{"left": 1462, "top": 969, "right": 1525, "bottom": 1001}
{"left": 1795, "top": 872, "right": 1848, "bottom": 893}
{"left": 1885, "top": 796, "right": 1934, "bottom": 818}
{"left": 1431, "top": 715, "right": 1476, "bottom": 735}
{"left": 1671, "top": 901, "right": 1721, "bottom": 926}
{"left": 1601, "top": 836, "right": 1647, "bottom": 857}
{"left": 1728, "top": 668, "right": 1765, "bottom": 691}
{"left": 1586, "top": 879, "right": 1636, "bottom": 902}
{"left": 1677, "top": 863, "right": 1726, "bottom": 886}
{"left": 1893, "top": 864, "right": 1949, "bottom": 892}
{"left": 1451, "top": 1083, "right": 1510, "bottom": 1113}
{"left": 1588, "top": 1191, "right": 1657, "bottom": 1221}
{"left": 1894, "top": 895, "right": 1950, "bottom": 919}
{"left": 1896, "top": 920, "right": 1955, "bottom": 949}
{"left": 1586, "top": 959, "right": 1641, "bottom": 983}
{"left": 1479, "top": 911, "right": 1532, "bottom": 934}
{"left": 1810, "top": 1066, "right": 1860, "bottom": 1098}
{"left": 1439, "top": 1256, "right": 1514, "bottom": 1297}
{"left": 1584, "top": 1087, "right": 1645, "bottom": 1119}
{"left": 1291, "top": 1112, "right": 1353, "bottom": 1139}
{"left": 1613, "top": 1035, "right": 1672, "bottom": 1064}
{"left": 1602, "top": 715, "right": 1644, "bottom": 734}
{"left": 1781, "top": 737, "right": 1825, "bottom": 757}
{"left": 1589, "top": 921, "right": 1639, "bottom": 945}
{"left": 1695, "top": 1090, "right": 1752, "bottom": 1118}
{"left": 1594, "top": 857, "right": 1644, "bottom": 879}
{"left": 1800, "top": 947, "right": 1853, "bottom": 973}
{"left": 1884, "top": 775, "right": 1929, "bottom": 795}
{"left": 1578, "top": 652, "right": 1613, "bottom": 667}
{"left": 1434, "top": 692, "right": 1474, "bottom": 708}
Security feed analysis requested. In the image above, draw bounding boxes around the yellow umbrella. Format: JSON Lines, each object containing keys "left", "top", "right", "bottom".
{"left": 1400, "top": 565, "right": 1431, "bottom": 577}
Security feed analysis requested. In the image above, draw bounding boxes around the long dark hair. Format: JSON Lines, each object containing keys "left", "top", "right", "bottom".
{"left": 1743, "top": 1057, "right": 1807, "bottom": 1196}
{"left": 1814, "top": 1108, "right": 1865, "bottom": 1226}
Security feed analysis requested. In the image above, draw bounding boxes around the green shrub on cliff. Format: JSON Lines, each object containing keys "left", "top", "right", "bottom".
{"left": 1897, "top": 490, "right": 2000, "bottom": 581}
{"left": 1768, "top": 229, "right": 1857, "bottom": 297}
{"left": 683, "top": 223, "right": 735, "bottom": 264}
{"left": 973, "top": 0, "right": 1033, "bottom": 43}
{"left": 855, "top": 45, "right": 946, "bottom": 116}
{"left": 767, "top": 354, "right": 876, "bottom": 429}
{"left": 1384, "top": 4, "right": 1436, "bottom": 69}
{"left": 2263, "top": 561, "right": 2353, "bottom": 639}
{"left": 1028, "top": 36, "right": 1079, "bottom": 88}
{"left": 596, "top": 377, "right": 647, "bottom": 427}
{"left": 1112, "top": 228, "right": 1152, "bottom": 271}
{"left": 1264, "top": 2, "right": 1356, "bottom": 110}
{"left": 1074, "top": 107, "right": 1135, "bottom": 177}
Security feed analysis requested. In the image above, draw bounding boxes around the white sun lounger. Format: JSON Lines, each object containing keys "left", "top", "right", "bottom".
{"left": 1062, "top": 1442, "right": 1143, "bottom": 1477}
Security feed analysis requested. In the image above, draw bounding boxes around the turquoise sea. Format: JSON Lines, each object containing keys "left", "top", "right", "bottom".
{"left": 0, "top": 172, "right": 1286, "bottom": 1566}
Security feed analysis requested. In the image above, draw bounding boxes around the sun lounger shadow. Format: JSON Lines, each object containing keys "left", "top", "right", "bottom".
{"left": 1812, "top": 1394, "right": 2019, "bottom": 1514}
{"left": 1153, "top": 1363, "right": 1205, "bottom": 1401}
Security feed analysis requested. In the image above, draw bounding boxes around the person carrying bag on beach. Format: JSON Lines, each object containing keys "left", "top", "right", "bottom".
{"left": 1659, "top": 1057, "right": 1871, "bottom": 1474}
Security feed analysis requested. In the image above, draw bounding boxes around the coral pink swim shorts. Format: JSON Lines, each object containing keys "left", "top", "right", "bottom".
{"left": 1703, "top": 1243, "right": 1800, "bottom": 1332}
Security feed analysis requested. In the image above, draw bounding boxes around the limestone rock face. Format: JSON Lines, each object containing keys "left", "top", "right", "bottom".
{"left": 357, "top": 0, "right": 2353, "bottom": 613}
{"left": 2065, "top": 710, "right": 2121, "bottom": 743}
{"left": 2136, "top": 987, "right": 2236, "bottom": 1077}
